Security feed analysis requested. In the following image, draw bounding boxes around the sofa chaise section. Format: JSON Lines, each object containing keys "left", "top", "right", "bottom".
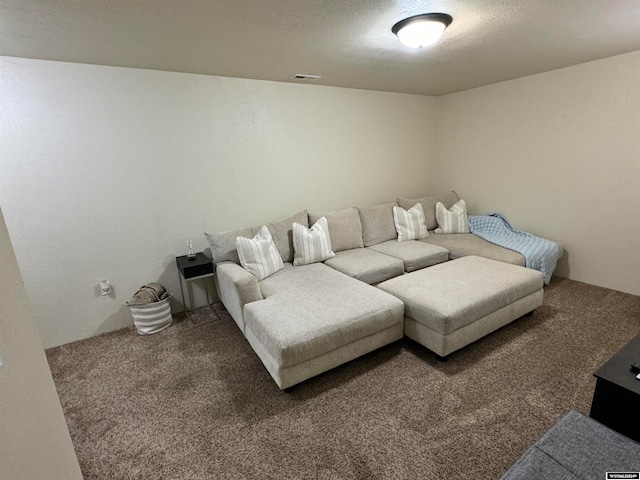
{"left": 244, "top": 263, "right": 405, "bottom": 389}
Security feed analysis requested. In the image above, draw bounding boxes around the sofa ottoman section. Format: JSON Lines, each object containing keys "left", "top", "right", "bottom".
{"left": 377, "top": 256, "right": 544, "bottom": 357}
{"left": 323, "top": 248, "right": 405, "bottom": 284}
{"left": 244, "top": 263, "right": 405, "bottom": 389}
{"left": 367, "top": 240, "right": 449, "bottom": 272}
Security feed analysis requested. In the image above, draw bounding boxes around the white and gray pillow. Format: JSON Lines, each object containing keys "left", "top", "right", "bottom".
{"left": 292, "top": 216, "right": 335, "bottom": 266}
{"left": 393, "top": 203, "right": 428, "bottom": 241}
{"left": 236, "top": 226, "right": 284, "bottom": 280}
{"left": 398, "top": 191, "right": 459, "bottom": 231}
{"left": 435, "top": 199, "right": 470, "bottom": 234}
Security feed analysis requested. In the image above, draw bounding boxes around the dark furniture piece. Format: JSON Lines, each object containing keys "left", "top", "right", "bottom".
{"left": 500, "top": 411, "right": 640, "bottom": 479}
{"left": 590, "top": 332, "right": 640, "bottom": 443}
{"left": 176, "top": 252, "right": 215, "bottom": 321}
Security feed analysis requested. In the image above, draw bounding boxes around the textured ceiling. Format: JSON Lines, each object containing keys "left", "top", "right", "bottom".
{"left": 2, "top": 0, "right": 640, "bottom": 96}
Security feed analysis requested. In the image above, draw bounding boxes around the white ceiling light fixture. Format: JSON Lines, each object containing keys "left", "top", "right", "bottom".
{"left": 392, "top": 13, "right": 453, "bottom": 49}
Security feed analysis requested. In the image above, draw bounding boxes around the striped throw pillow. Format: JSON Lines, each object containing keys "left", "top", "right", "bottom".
{"left": 236, "top": 225, "right": 284, "bottom": 280}
{"left": 393, "top": 203, "right": 428, "bottom": 241}
{"left": 435, "top": 199, "right": 470, "bottom": 234}
{"left": 292, "top": 216, "right": 335, "bottom": 266}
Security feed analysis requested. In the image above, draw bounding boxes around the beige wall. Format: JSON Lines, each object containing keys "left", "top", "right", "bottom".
{"left": 0, "top": 207, "right": 83, "bottom": 478}
{"left": 3, "top": 50, "right": 639, "bottom": 349}
{"left": 432, "top": 50, "right": 640, "bottom": 295}
{"left": 0, "top": 56, "right": 438, "bottom": 348}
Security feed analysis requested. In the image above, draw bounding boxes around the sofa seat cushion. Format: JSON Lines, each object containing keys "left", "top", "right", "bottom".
{"left": 378, "top": 256, "right": 543, "bottom": 335}
{"left": 421, "top": 232, "right": 525, "bottom": 266}
{"left": 323, "top": 248, "right": 404, "bottom": 284}
{"left": 367, "top": 240, "right": 449, "bottom": 272}
{"left": 244, "top": 263, "right": 404, "bottom": 368}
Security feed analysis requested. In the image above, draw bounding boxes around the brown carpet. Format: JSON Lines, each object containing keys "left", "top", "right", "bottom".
{"left": 46, "top": 277, "right": 640, "bottom": 480}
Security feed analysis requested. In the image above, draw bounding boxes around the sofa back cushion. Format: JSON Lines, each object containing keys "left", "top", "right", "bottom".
{"left": 358, "top": 202, "right": 398, "bottom": 247}
{"left": 398, "top": 191, "right": 459, "bottom": 231}
{"left": 308, "top": 208, "right": 364, "bottom": 252}
{"left": 205, "top": 210, "right": 308, "bottom": 265}
{"left": 257, "top": 210, "right": 308, "bottom": 264}
{"left": 205, "top": 227, "right": 254, "bottom": 264}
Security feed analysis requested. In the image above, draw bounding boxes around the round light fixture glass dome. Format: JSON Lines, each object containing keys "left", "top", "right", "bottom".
{"left": 392, "top": 13, "right": 453, "bottom": 48}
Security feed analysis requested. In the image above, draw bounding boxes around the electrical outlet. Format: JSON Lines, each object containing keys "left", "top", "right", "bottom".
{"left": 100, "top": 280, "right": 111, "bottom": 296}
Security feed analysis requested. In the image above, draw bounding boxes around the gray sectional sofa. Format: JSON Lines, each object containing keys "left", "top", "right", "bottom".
{"left": 205, "top": 191, "right": 550, "bottom": 389}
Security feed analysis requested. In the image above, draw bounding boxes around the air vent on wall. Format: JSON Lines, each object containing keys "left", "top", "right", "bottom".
{"left": 290, "top": 74, "right": 322, "bottom": 80}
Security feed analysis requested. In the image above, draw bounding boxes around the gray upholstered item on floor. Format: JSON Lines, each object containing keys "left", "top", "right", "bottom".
{"left": 377, "top": 255, "right": 544, "bottom": 357}
{"left": 244, "top": 263, "right": 405, "bottom": 389}
{"left": 500, "top": 410, "right": 640, "bottom": 479}
{"left": 421, "top": 232, "right": 526, "bottom": 266}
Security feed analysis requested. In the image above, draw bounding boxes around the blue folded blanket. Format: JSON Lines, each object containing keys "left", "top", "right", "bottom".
{"left": 468, "top": 213, "right": 563, "bottom": 284}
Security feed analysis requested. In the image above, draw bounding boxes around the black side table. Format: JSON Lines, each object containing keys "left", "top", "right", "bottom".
{"left": 590, "top": 331, "right": 640, "bottom": 442}
{"left": 176, "top": 252, "right": 215, "bottom": 322}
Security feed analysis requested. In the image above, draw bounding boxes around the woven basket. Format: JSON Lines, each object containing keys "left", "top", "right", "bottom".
{"left": 128, "top": 294, "right": 173, "bottom": 335}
